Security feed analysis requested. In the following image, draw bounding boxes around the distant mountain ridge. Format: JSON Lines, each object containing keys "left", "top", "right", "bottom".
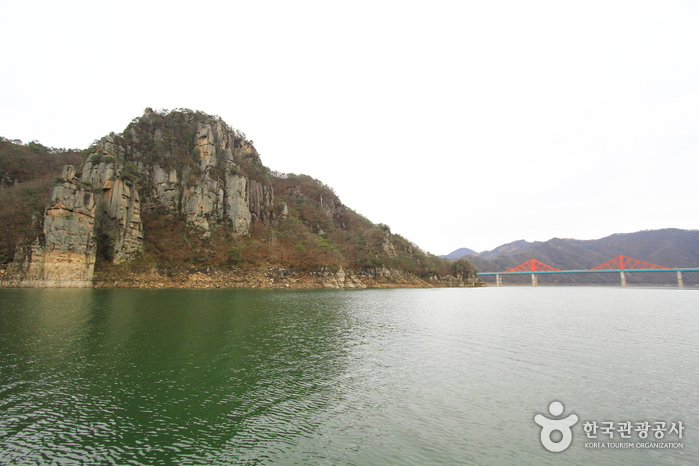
{"left": 443, "top": 229, "right": 699, "bottom": 285}
{"left": 441, "top": 247, "right": 477, "bottom": 260}
{"left": 476, "top": 239, "right": 540, "bottom": 260}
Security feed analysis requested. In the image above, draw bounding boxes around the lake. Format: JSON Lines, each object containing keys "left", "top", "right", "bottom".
{"left": 0, "top": 287, "right": 697, "bottom": 465}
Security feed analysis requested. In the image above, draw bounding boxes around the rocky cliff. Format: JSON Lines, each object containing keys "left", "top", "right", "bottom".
{"left": 0, "top": 109, "right": 481, "bottom": 288}
{"left": 2, "top": 166, "right": 97, "bottom": 287}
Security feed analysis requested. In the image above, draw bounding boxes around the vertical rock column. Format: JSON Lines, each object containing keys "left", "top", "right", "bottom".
{"left": 3, "top": 166, "right": 99, "bottom": 287}
{"left": 82, "top": 161, "right": 143, "bottom": 263}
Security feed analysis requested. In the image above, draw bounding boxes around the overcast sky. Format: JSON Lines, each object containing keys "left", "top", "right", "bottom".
{"left": 2, "top": 1, "right": 698, "bottom": 254}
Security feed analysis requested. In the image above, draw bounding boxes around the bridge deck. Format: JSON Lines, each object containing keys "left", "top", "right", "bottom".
{"left": 477, "top": 268, "right": 699, "bottom": 276}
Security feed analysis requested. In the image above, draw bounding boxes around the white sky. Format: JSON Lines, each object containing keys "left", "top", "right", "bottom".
{"left": 2, "top": 0, "right": 698, "bottom": 255}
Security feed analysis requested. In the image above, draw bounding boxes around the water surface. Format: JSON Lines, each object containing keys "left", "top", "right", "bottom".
{"left": 0, "top": 287, "right": 697, "bottom": 464}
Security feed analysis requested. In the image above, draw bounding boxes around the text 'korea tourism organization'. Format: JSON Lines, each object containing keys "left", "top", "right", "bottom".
{"left": 535, "top": 401, "right": 685, "bottom": 453}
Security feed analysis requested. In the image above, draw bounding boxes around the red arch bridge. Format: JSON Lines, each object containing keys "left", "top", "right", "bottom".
{"left": 476, "top": 255, "right": 699, "bottom": 287}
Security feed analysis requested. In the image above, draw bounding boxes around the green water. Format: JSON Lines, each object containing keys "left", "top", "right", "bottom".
{"left": 0, "top": 287, "right": 697, "bottom": 465}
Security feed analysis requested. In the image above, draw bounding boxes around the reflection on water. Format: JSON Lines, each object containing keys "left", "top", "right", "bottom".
{"left": 0, "top": 287, "right": 697, "bottom": 465}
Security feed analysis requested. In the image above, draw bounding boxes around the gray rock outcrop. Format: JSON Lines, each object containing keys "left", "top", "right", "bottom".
{"left": 2, "top": 112, "right": 275, "bottom": 287}
{"left": 3, "top": 167, "right": 97, "bottom": 287}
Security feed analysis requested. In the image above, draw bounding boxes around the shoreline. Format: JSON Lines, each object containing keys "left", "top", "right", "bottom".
{"left": 1, "top": 264, "right": 484, "bottom": 290}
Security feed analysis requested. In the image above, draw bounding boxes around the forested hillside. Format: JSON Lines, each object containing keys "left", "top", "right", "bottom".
{"left": 0, "top": 138, "right": 82, "bottom": 264}
{"left": 0, "top": 109, "right": 479, "bottom": 288}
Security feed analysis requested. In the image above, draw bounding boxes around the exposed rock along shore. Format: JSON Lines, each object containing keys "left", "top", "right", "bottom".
{"left": 91, "top": 265, "right": 482, "bottom": 289}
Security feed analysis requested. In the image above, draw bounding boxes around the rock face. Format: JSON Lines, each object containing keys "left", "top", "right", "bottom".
{"left": 136, "top": 118, "right": 274, "bottom": 237}
{"left": 2, "top": 110, "right": 275, "bottom": 287}
{"left": 81, "top": 158, "right": 142, "bottom": 263}
{"left": 3, "top": 167, "right": 97, "bottom": 287}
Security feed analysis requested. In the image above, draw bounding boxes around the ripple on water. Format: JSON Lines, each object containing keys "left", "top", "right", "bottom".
{"left": 0, "top": 287, "right": 697, "bottom": 465}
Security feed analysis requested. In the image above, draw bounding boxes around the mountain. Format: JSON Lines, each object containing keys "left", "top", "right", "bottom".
{"left": 456, "top": 229, "right": 699, "bottom": 286}
{"left": 440, "top": 247, "right": 477, "bottom": 260}
{"left": 0, "top": 108, "right": 481, "bottom": 289}
{"left": 474, "top": 239, "right": 541, "bottom": 260}
{"left": 442, "top": 239, "right": 542, "bottom": 261}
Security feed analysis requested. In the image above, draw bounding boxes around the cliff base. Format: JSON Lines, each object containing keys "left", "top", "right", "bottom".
{"left": 91, "top": 264, "right": 484, "bottom": 289}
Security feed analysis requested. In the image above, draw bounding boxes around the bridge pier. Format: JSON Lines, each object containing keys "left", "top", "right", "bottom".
{"left": 531, "top": 273, "right": 538, "bottom": 287}
{"left": 620, "top": 271, "right": 626, "bottom": 287}
{"left": 677, "top": 271, "right": 684, "bottom": 288}
{"left": 495, "top": 274, "right": 502, "bottom": 287}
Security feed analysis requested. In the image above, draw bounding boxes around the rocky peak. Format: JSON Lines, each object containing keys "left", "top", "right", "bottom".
{"left": 3, "top": 109, "right": 276, "bottom": 286}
